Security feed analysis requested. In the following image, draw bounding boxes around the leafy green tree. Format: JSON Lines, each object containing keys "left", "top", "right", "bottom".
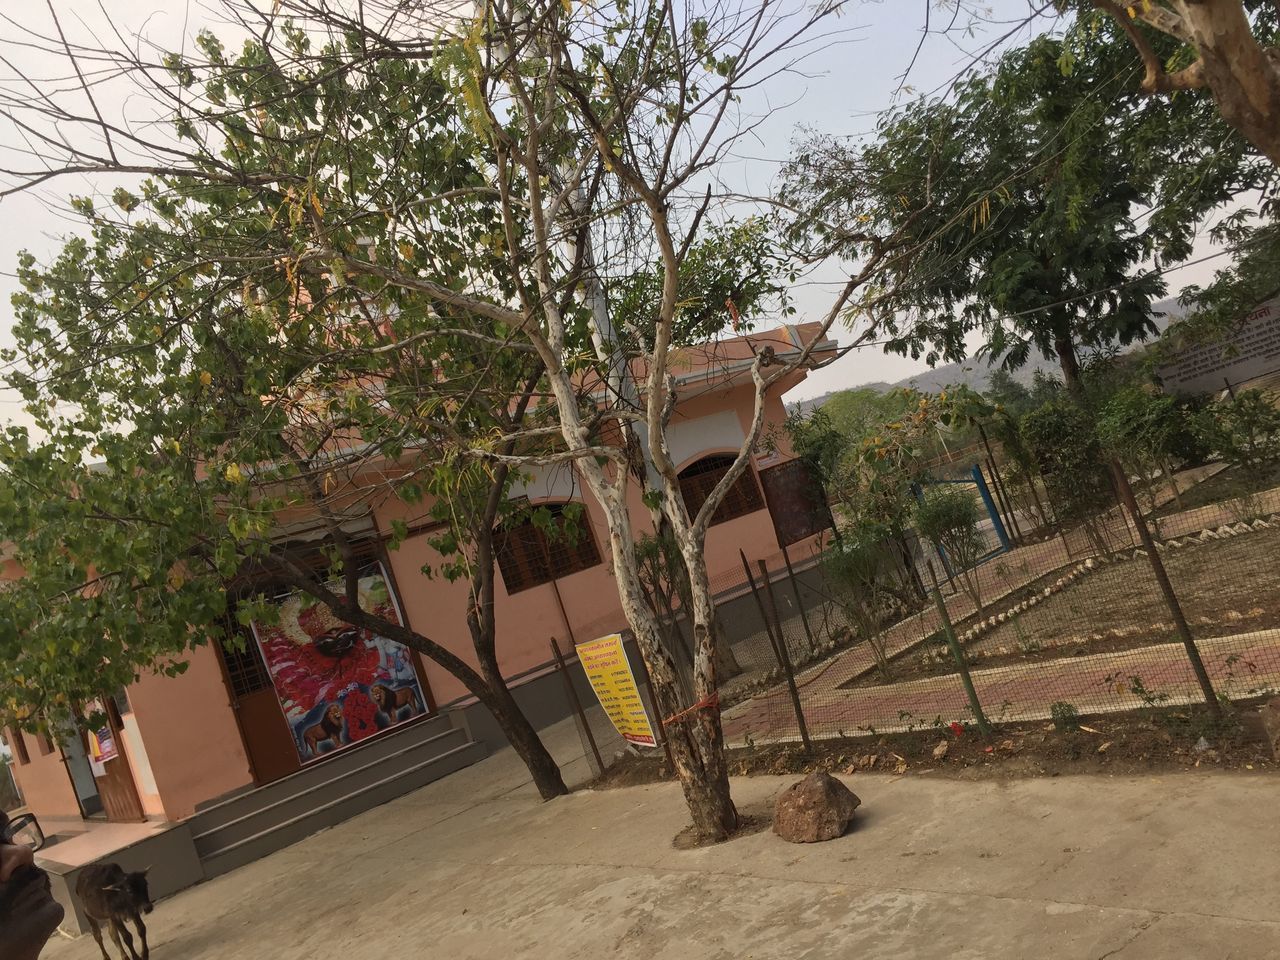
{"left": 985, "top": 368, "right": 1033, "bottom": 418}
{"left": 1021, "top": 399, "right": 1116, "bottom": 552}
{"left": 1097, "top": 386, "right": 1188, "bottom": 509}
{"left": 821, "top": 524, "right": 901, "bottom": 680}
{"left": 914, "top": 487, "right": 989, "bottom": 615}
{"left": 0, "top": 0, "right": 864, "bottom": 841}
{"left": 784, "top": 29, "right": 1266, "bottom": 396}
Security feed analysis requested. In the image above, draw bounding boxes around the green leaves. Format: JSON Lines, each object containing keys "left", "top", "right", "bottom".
{"left": 785, "top": 24, "right": 1263, "bottom": 378}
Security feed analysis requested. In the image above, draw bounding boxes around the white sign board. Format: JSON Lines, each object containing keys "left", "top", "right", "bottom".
{"left": 1157, "top": 297, "right": 1280, "bottom": 395}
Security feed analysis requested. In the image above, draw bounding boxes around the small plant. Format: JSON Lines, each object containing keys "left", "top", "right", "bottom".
{"left": 1199, "top": 389, "right": 1280, "bottom": 487}
{"left": 1050, "top": 701, "right": 1080, "bottom": 731}
{"left": 915, "top": 486, "right": 988, "bottom": 614}
{"left": 1105, "top": 672, "right": 1171, "bottom": 711}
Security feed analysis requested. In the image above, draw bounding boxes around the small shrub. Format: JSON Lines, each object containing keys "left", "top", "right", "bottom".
{"left": 1198, "top": 389, "right": 1280, "bottom": 485}
{"left": 915, "top": 486, "right": 987, "bottom": 613}
{"left": 1050, "top": 701, "right": 1080, "bottom": 731}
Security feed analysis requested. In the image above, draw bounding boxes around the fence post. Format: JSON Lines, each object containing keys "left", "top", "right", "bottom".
{"left": 971, "top": 464, "right": 1011, "bottom": 551}
{"left": 780, "top": 541, "right": 817, "bottom": 653}
{"left": 634, "top": 650, "right": 675, "bottom": 771}
{"left": 925, "top": 561, "right": 993, "bottom": 739}
{"left": 985, "top": 452, "right": 1024, "bottom": 544}
{"left": 1107, "top": 461, "right": 1222, "bottom": 719}
{"left": 549, "top": 637, "right": 604, "bottom": 775}
{"left": 977, "top": 424, "right": 1023, "bottom": 543}
{"left": 740, "top": 552, "right": 812, "bottom": 752}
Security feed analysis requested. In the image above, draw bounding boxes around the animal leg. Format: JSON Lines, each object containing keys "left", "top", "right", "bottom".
{"left": 87, "top": 918, "right": 111, "bottom": 960}
{"left": 134, "top": 912, "right": 150, "bottom": 960}
{"left": 107, "top": 919, "right": 130, "bottom": 960}
{"left": 114, "top": 917, "right": 142, "bottom": 960}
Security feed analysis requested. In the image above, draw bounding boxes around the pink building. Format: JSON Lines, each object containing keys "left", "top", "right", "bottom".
{"left": 3, "top": 323, "right": 835, "bottom": 928}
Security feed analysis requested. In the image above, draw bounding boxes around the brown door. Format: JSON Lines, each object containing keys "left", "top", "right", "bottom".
{"left": 218, "top": 633, "right": 301, "bottom": 785}
{"left": 88, "top": 702, "right": 144, "bottom": 823}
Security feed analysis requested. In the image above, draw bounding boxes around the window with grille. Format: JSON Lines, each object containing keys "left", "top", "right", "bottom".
{"left": 220, "top": 631, "right": 274, "bottom": 699}
{"left": 678, "top": 455, "right": 765, "bottom": 527}
{"left": 495, "top": 502, "right": 602, "bottom": 594}
{"left": 5, "top": 727, "right": 29, "bottom": 766}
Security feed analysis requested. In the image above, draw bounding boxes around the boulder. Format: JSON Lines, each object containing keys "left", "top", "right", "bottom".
{"left": 773, "top": 771, "right": 861, "bottom": 843}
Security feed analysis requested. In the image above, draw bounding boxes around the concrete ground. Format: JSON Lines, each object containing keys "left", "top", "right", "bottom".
{"left": 41, "top": 703, "right": 1280, "bottom": 960}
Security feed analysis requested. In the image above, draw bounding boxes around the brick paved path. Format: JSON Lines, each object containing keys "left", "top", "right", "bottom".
{"left": 721, "top": 479, "right": 1280, "bottom": 745}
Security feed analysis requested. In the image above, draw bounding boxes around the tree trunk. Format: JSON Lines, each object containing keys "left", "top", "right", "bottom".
{"left": 477, "top": 659, "right": 569, "bottom": 800}
{"left": 1103, "top": 0, "right": 1280, "bottom": 166}
{"left": 1170, "top": 1, "right": 1280, "bottom": 167}
{"left": 1161, "top": 459, "right": 1183, "bottom": 511}
{"left": 1053, "top": 332, "right": 1084, "bottom": 398}
{"left": 605, "top": 506, "right": 738, "bottom": 841}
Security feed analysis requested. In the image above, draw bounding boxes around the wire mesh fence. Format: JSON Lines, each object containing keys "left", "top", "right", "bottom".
{"left": 717, "top": 455, "right": 1280, "bottom": 748}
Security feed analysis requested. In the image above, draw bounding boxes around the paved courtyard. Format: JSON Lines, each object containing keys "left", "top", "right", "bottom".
{"left": 40, "top": 717, "right": 1280, "bottom": 960}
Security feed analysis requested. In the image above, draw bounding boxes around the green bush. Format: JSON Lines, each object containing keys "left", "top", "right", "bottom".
{"left": 1021, "top": 398, "right": 1112, "bottom": 524}
{"left": 822, "top": 523, "right": 903, "bottom": 680}
{"left": 914, "top": 486, "right": 987, "bottom": 612}
{"left": 1198, "top": 389, "right": 1280, "bottom": 484}
{"left": 1050, "top": 701, "right": 1080, "bottom": 732}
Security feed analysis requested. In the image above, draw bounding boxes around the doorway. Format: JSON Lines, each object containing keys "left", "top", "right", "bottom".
{"left": 217, "top": 630, "right": 301, "bottom": 785}
{"left": 84, "top": 697, "right": 144, "bottom": 823}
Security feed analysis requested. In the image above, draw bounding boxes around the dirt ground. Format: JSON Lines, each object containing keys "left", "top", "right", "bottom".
{"left": 1150, "top": 462, "right": 1280, "bottom": 519}
{"left": 596, "top": 703, "right": 1277, "bottom": 791}
{"left": 842, "top": 523, "right": 1280, "bottom": 688}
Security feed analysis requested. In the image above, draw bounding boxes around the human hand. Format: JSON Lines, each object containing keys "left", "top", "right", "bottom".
{"left": 0, "top": 844, "right": 34, "bottom": 883}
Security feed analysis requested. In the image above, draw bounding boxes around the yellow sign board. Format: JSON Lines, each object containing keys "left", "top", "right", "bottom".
{"left": 577, "top": 633, "right": 657, "bottom": 747}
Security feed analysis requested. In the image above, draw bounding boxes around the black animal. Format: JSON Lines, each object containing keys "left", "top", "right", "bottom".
{"left": 75, "top": 863, "right": 152, "bottom": 960}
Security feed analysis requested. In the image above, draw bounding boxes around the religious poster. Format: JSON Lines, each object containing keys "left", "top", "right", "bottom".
{"left": 251, "top": 567, "right": 427, "bottom": 764}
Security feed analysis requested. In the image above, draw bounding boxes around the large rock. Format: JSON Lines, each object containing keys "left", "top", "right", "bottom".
{"left": 772, "top": 771, "right": 861, "bottom": 843}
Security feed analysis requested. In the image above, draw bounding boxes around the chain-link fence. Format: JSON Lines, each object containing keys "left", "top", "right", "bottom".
{"left": 718, "top": 453, "right": 1280, "bottom": 747}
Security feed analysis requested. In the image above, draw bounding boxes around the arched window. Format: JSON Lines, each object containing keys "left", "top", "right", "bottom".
{"left": 495, "top": 502, "right": 602, "bottom": 594}
{"left": 678, "top": 454, "right": 765, "bottom": 527}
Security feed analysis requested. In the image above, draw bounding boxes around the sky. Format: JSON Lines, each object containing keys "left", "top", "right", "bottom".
{"left": 0, "top": 0, "right": 1239, "bottom": 426}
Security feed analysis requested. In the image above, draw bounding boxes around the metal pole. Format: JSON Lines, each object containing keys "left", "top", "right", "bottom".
{"left": 757, "top": 559, "right": 813, "bottom": 752}
{"left": 1107, "top": 461, "right": 1221, "bottom": 719}
{"left": 779, "top": 541, "right": 817, "bottom": 652}
{"left": 740, "top": 551, "right": 811, "bottom": 752}
{"left": 549, "top": 637, "right": 604, "bottom": 774}
{"left": 971, "top": 464, "right": 1011, "bottom": 551}
{"left": 1224, "top": 376, "right": 1237, "bottom": 399}
{"left": 740, "top": 550, "right": 786, "bottom": 666}
{"left": 978, "top": 425, "right": 1023, "bottom": 542}
{"left": 985, "top": 451, "right": 1023, "bottom": 543}
{"left": 925, "top": 561, "right": 993, "bottom": 739}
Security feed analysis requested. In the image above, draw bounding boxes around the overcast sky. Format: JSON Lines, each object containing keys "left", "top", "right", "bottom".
{"left": 0, "top": 0, "right": 1236, "bottom": 427}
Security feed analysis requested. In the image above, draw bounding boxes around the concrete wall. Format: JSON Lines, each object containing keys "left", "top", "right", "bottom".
{"left": 126, "top": 644, "right": 254, "bottom": 821}
{"left": 7, "top": 731, "right": 81, "bottom": 819}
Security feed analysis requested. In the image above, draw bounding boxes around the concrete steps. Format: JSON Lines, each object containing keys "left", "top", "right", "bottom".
{"left": 190, "top": 715, "right": 486, "bottom": 878}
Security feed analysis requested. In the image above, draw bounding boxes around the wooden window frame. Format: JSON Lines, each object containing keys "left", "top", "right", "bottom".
{"left": 495, "top": 501, "right": 602, "bottom": 594}
{"left": 6, "top": 727, "right": 30, "bottom": 766}
{"left": 678, "top": 454, "right": 766, "bottom": 527}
